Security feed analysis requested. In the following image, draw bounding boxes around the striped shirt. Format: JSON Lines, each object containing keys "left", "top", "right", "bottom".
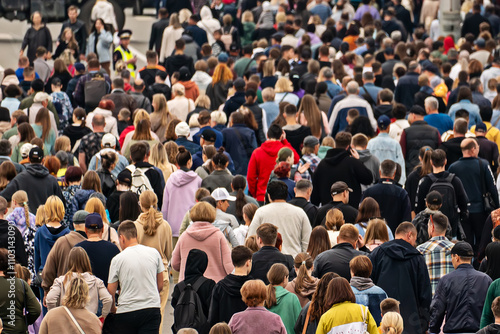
{"left": 416, "top": 236, "right": 454, "bottom": 295}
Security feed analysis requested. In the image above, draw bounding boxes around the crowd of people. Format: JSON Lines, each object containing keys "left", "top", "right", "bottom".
{"left": 2, "top": 0, "right": 500, "bottom": 333}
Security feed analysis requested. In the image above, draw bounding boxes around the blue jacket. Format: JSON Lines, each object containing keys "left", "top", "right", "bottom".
{"left": 185, "top": 24, "right": 209, "bottom": 47}
{"left": 193, "top": 125, "right": 223, "bottom": 148}
{"left": 223, "top": 91, "right": 246, "bottom": 119}
{"left": 430, "top": 264, "right": 492, "bottom": 333}
{"left": 86, "top": 30, "right": 113, "bottom": 63}
{"left": 448, "top": 100, "right": 482, "bottom": 128}
{"left": 449, "top": 157, "right": 499, "bottom": 213}
{"left": 175, "top": 137, "right": 201, "bottom": 156}
{"left": 222, "top": 124, "right": 257, "bottom": 175}
{"left": 351, "top": 282, "right": 388, "bottom": 325}
{"left": 34, "top": 224, "right": 70, "bottom": 273}
{"left": 394, "top": 72, "right": 420, "bottom": 110}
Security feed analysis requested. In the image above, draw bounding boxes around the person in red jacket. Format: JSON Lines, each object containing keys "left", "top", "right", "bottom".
{"left": 247, "top": 124, "right": 299, "bottom": 203}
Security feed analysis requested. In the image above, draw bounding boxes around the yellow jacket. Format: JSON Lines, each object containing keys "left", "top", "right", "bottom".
{"left": 471, "top": 121, "right": 500, "bottom": 148}
{"left": 316, "top": 301, "right": 379, "bottom": 334}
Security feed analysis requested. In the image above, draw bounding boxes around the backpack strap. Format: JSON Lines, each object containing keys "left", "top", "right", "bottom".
{"left": 177, "top": 281, "right": 187, "bottom": 293}
{"left": 191, "top": 276, "right": 208, "bottom": 293}
{"left": 428, "top": 173, "right": 438, "bottom": 183}
{"left": 444, "top": 173, "right": 455, "bottom": 183}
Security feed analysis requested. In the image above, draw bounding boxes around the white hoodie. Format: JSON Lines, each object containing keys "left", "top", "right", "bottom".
{"left": 91, "top": 0, "right": 118, "bottom": 30}
{"left": 197, "top": 6, "right": 221, "bottom": 45}
{"left": 85, "top": 107, "right": 118, "bottom": 137}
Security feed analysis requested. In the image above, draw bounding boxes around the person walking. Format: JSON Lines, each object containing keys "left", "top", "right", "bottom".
{"left": 20, "top": 11, "right": 52, "bottom": 64}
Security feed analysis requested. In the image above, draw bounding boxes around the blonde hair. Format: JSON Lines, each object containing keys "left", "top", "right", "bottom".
{"left": 12, "top": 191, "right": 30, "bottom": 227}
{"left": 35, "top": 205, "right": 46, "bottom": 226}
{"left": 172, "top": 83, "right": 185, "bottom": 96}
{"left": 45, "top": 196, "right": 65, "bottom": 222}
{"left": 169, "top": 13, "right": 182, "bottom": 29}
{"left": 179, "top": 8, "right": 192, "bottom": 23}
{"left": 212, "top": 63, "right": 233, "bottom": 85}
{"left": 275, "top": 12, "right": 286, "bottom": 24}
{"left": 263, "top": 60, "right": 275, "bottom": 77}
{"left": 133, "top": 109, "right": 150, "bottom": 127}
{"left": 84, "top": 198, "right": 109, "bottom": 224}
{"left": 325, "top": 208, "right": 344, "bottom": 231}
{"left": 149, "top": 142, "right": 176, "bottom": 181}
{"left": 275, "top": 77, "right": 293, "bottom": 93}
{"left": 152, "top": 94, "right": 173, "bottom": 128}
{"left": 62, "top": 275, "right": 89, "bottom": 309}
{"left": 54, "top": 135, "right": 71, "bottom": 152}
{"left": 298, "top": 95, "right": 323, "bottom": 138}
{"left": 242, "top": 10, "right": 254, "bottom": 22}
{"left": 195, "top": 94, "right": 211, "bottom": 109}
{"left": 138, "top": 190, "right": 164, "bottom": 236}
{"left": 190, "top": 202, "right": 216, "bottom": 223}
{"left": 381, "top": 312, "right": 404, "bottom": 334}
{"left": 211, "top": 111, "right": 227, "bottom": 125}
{"left": 64, "top": 247, "right": 92, "bottom": 284}
{"left": 189, "top": 114, "right": 200, "bottom": 128}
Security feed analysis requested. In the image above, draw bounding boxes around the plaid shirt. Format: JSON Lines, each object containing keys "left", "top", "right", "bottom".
{"left": 299, "top": 153, "right": 322, "bottom": 181}
{"left": 416, "top": 236, "right": 454, "bottom": 295}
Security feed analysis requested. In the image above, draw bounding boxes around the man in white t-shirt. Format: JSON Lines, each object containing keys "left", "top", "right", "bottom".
{"left": 107, "top": 221, "right": 164, "bottom": 333}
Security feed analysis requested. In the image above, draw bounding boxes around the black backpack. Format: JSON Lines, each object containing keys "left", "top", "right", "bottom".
{"left": 172, "top": 276, "right": 209, "bottom": 334}
{"left": 84, "top": 73, "right": 107, "bottom": 111}
{"left": 428, "top": 173, "right": 458, "bottom": 229}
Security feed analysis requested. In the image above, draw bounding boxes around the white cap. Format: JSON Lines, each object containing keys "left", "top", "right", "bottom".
{"left": 20, "top": 143, "right": 33, "bottom": 158}
{"left": 211, "top": 188, "right": 237, "bottom": 201}
{"left": 101, "top": 133, "right": 116, "bottom": 148}
{"left": 33, "top": 92, "right": 51, "bottom": 103}
{"left": 175, "top": 122, "right": 190, "bottom": 137}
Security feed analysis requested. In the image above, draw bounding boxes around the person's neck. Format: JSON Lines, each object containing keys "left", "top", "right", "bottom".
{"left": 70, "top": 18, "right": 77, "bottom": 24}
{"left": 116, "top": 184, "right": 130, "bottom": 191}
{"left": 87, "top": 234, "right": 101, "bottom": 241}
{"left": 454, "top": 133, "right": 465, "bottom": 138}
{"left": 494, "top": 318, "right": 500, "bottom": 325}
{"left": 93, "top": 127, "right": 105, "bottom": 132}
{"left": 74, "top": 225, "right": 86, "bottom": 233}
{"left": 285, "top": 117, "right": 298, "bottom": 125}
{"left": 433, "top": 166, "right": 445, "bottom": 173}
{"left": 175, "top": 50, "right": 184, "bottom": 55}
{"left": 427, "top": 110, "right": 438, "bottom": 115}
{"left": 462, "top": 153, "right": 476, "bottom": 158}
{"left": 47, "top": 221, "right": 61, "bottom": 227}
{"left": 123, "top": 239, "right": 139, "bottom": 250}
{"left": 295, "top": 193, "right": 309, "bottom": 201}
{"left": 431, "top": 233, "right": 446, "bottom": 238}
{"left": 353, "top": 146, "right": 365, "bottom": 151}
{"left": 270, "top": 199, "right": 286, "bottom": 203}
{"left": 233, "top": 267, "right": 249, "bottom": 276}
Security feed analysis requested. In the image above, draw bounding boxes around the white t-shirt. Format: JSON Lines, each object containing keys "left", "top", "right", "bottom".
{"left": 108, "top": 244, "right": 164, "bottom": 313}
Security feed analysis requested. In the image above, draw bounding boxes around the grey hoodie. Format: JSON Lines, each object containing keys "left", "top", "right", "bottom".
{"left": 357, "top": 148, "right": 379, "bottom": 191}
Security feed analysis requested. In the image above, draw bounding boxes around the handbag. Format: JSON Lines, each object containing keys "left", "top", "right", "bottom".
{"left": 478, "top": 158, "right": 496, "bottom": 213}
{"left": 63, "top": 306, "right": 86, "bottom": 334}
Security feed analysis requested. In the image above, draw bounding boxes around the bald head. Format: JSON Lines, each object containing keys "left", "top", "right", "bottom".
{"left": 346, "top": 81, "right": 360, "bottom": 95}
{"left": 92, "top": 114, "right": 105, "bottom": 128}
{"left": 461, "top": 138, "right": 478, "bottom": 157}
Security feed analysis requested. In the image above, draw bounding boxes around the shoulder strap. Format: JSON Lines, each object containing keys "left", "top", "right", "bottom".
{"left": 494, "top": 116, "right": 500, "bottom": 128}
{"left": 192, "top": 276, "right": 207, "bottom": 292}
{"left": 63, "top": 306, "right": 86, "bottom": 334}
{"left": 302, "top": 304, "right": 312, "bottom": 334}
{"left": 22, "top": 280, "right": 28, "bottom": 328}
{"left": 361, "top": 86, "right": 376, "bottom": 106}
{"left": 444, "top": 173, "right": 455, "bottom": 183}
{"left": 428, "top": 173, "right": 438, "bottom": 183}
{"left": 280, "top": 92, "right": 289, "bottom": 103}
{"left": 242, "top": 58, "right": 253, "bottom": 74}
{"left": 177, "top": 281, "right": 187, "bottom": 293}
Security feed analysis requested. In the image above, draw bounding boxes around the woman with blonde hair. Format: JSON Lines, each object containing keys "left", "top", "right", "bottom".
{"left": 149, "top": 142, "right": 177, "bottom": 183}
{"left": 134, "top": 190, "right": 173, "bottom": 332}
{"left": 274, "top": 77, "right": 299, "bottom": 106}
{"left": 159, "top": 13, "right": 184, "bottom": 64}
{"left": 35, "top": 204, "right": 47, "bottom": 227}
{"left": 298, "top": 94, "right": 330, "bottom": 138}
{"left": 164, "top": 140, "right": 179, "bottom": 165}
{"left": 286, "top": 252, "right": 319, "bottom": 307}
{"left": 261, "top": 60, "right": 277, "bottom": 89}
{"left": 241, "top": 11, "right": 256, "bottom": 47}
{"left": 266, "top": 263, "right": 302, "bottom": 334}
{"left": 7, "top": 190, "right": 37, "bottom": 276}
{"left": 39, "top": 276, "right": 102, "bottom": 333}
{"left": 121, "top": 109, "right": 160, "bottom": 151}
{"left": 151, "top": 93, "right": 176, "bottom": 142}
{"left": 364, "top": 219, "right": 390, "bottom": 251}
{"left": 32, "top": 107, "right": 56, "bottom": 156}
{"left": 34, "top": 196, "right": 70, "bottom": 309}
{"left": 46, "top": 246, "right": 112, "bottom": 317}
{"left": 325, "top": 208, "right": 344, "bottom": 246}
{"left": 381, "top": 312, "right": 404, "bottom": 334}
{"left": 84, "top": 197, "right": 119, "bottom": 247}
{"left": 206, "top": 63, "right": 234, "bottom": 110}
{"left": 123, "top": 119, "right": 160, "bottom": 161}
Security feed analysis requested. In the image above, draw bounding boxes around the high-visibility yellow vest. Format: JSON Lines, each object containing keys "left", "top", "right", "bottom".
{"left": 114, "top": 45, "right": 135, "bottom": 77}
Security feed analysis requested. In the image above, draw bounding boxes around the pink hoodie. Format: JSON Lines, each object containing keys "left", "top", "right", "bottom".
{"left": 162, "top": 170, "right": 202, "bottom": 237}
{"left": 172, "top": 221, "right": 234, "bottom": 282}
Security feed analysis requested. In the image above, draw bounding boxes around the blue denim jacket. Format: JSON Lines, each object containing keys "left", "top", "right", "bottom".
{"left": 367, "top": 133, "right": 407, "bottom": 185}
{"left": 351, "top": 282, "right": 388, "bottom": 325}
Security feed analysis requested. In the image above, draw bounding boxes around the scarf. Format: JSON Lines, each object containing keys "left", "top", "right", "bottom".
{"left": 350, "top": 276, "right": 375, "bottom": 291}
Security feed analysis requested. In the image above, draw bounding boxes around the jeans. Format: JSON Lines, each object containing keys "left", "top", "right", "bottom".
{"left": 113, "top": 308, "right": 161, "bottom": 334}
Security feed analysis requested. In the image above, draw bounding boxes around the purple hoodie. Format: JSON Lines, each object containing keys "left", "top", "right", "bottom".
{"left": 162, "top": 170, "right": 202, "bottom": 237}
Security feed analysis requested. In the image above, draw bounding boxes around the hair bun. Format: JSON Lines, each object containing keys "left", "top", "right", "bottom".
{"left": 177, "top": 146, "right": 186, "bottom": 153}
{"left": 217, "top": 147, "right": 225, "bottom": 154}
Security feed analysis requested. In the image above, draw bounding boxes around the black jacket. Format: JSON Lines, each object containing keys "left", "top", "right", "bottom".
{"left": 288, "top": 197, "right": 317, "bottom": 226}
{"left": 165, "top": 54, "right": 195, "bottom": 77}
{"left": 283, "top": 125, "right": 312, "bottom": 158}
{"left": 477, "top": 136, "right": 499, "bottom": 174}
{"left": 373, "top": 104, "right": 393, "bottom": 120}
{"left": 223, "top": 91, "right": 246, "bottom": 120}
{"left": 370, "top": 239, "right": 432, "bottom": 334}
{"left": 249, "top": 246, "right": 294, "bottom": 284}
{"left": 0, "top": 219, "right": 28, "bottom": 267}
{"left": 313, "top": 201, "right": 358, "bottom": 227}
{"left": 361, "top": 178, "right": 412, "bottom": 234}
{"left": 429, "top": 264, "right": 492, "bottom": 333}
{"left": 222, "top": 124, "right": 257, "bottom": 175}
{"left": 149, "top": 18, "right": 170, "bottom": 53}
{"left": 461, "top": 13, "right": 490, "bottom": 37}
{"left": 208, "top": 274, "right": 253, "bottom": 326}
{"left": 439, "top": 137, "right": 464, "bottom": 169}
{"left": 401, "top": 120, "right": 441, "bottom": 175}
{"left": 0, "top": 164, "right": 64, "bottom": 213}
{"left": 394, "top": 72, "right": 420, "bottom": 110}
{"left": 146, "top": 82, "right": 171, "bottom": 101}
{"left": 311, "top": 148, "right": 373, "bottom": 207}
{"left": 313, "top": 242, "right": 365, "bottom": 280}
{"left": 207, "top": 81, "right": 232, "bottom": 111}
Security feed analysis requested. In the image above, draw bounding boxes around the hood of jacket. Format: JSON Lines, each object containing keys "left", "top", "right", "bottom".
{"left": 380, "top": 239, "right": 421, "bottom": 260}
{"left": 39, "top": 224, "right": 69, "bottom": 245}
{"left": 92, "top": 107, "right": 113, "bottom": 117}
{"left": 323, "top": 148, "right": 350, "bottom": 166}
{"left": 289, "top": 277, "right": 319, "bottom": 299}
{"left": 192, "top": 71, "right": 213, "bottom": 84}
{"left": 185, "top": 221, "right": 220, "bottom": 241}
{"left": 200, "top": 6, "right": 213, "bottom": 20}
{"left": 260, "top": 140, "right": 287, "bottom": 159}
{"left": 275, "top": 285, "right": 290, "bottom": 304}
{"left": 74, "top": 189, "right": 95, "bottom": 206}
{"left": 170, "top": 170, "right": 200, "bottom": 187}
{"left": 184, "top": 248, "right": 208, "bottom": 281}
{"left": 26, "top": 164, "right": 50, "bottom": 178}
{"left": 357, "top": 149, "right": 373, "bottom": 163}
{"left": 2, "top": 74, "right": 19, "bottom": 86}
{"left": 182, "top": 80, "right": 198, "bottom": 90}
{"left": 219, "top": 274, "right": 253, "bottom": 297}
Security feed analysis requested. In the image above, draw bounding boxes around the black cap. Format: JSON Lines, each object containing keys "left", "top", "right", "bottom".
{"left": 117, "top": 169, "right": 132, "bottom": 186}
{"left": 118, "top": 29, "right": 132, "bottom": 39}
{"left": 201, "top": 128, "right": 217, "bottom": 143}
{"left": 234, "top": 78, "right": 246, "bottom": 90}
{"left": 450, "top": 241, "right": 474, "bottom": 257}
{"left": 409, "top": 105, "right": 426, "bottom": 116}
{"left": 426, "top": 191, "right": 442, "bottom": 206}
{"left": 330, "top": 181, "right": 353, "bottom": 195}
{"left": 29, "top": 146, "right": 44, "bottom": 163}
{"left": 85, "top": 213, "right": 104, "bottom": 229}
{"left": 179, "top": 66, "right": 191, "bottom": 81}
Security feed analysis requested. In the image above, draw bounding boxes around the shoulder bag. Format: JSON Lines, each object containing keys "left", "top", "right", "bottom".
{"left": 478, "top": 158, "right": 496, "bottom": 213}
{"left": 63, "top": 306, "right": 86, "bottom": 334}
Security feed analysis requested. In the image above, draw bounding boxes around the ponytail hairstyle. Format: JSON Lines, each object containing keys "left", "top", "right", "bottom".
{"left": 176, "top": 146, "right": 192, "bottom": 167}
{"left": 101, "top": 151, "right": 118, "bottom": 170}
{"left": 212, "top": 147, "right": 229, "bottom": 169}
{"left": 12, "top": 191, "right": 29, "bottom": 227}
{"left": 73, "top": 107, "right": 87, "bottom": 127}
{"left": 381, "top": 312, "right": 404, "bottom": 334}
{"left": 265, "top": 263, "right": 289, "bottom": 308}
{"left": 418, "top": 146, "right": 433, "bottom": 177}
{"left": 232, "top": 175, "right": 247, "bottom": 221}
{"left": 138, "top": 190, "right": 163, "bottom": 236}
{"left": 325, "top": 208, "right": 344, "bottom": 231}
{"left": 294, "top": 252, "right": 315, "bottom": 295}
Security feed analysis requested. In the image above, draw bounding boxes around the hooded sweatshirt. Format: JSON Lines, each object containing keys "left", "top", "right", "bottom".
{"left": 247, "top": 139, "right": 299, "bottom": 201}
{"left": 198, "top": 6, "right": 221, "bottom": 45}
{"left": 85, "top": 107, "right": 118, "bottom": 137}
{"left": 286, "top": 277, "right": 319, "bottom": 308}
{"left": 1, "top": 164, "right": 65, "bottom": 214}
{"left": 162, "top": 170, "right": 202, "bottom": 237}
{"left": 268, "top": 285, "right": 302, "bottom": 334}
{"left": 34, "top": 224, "right": 70, "bottom": 274}
{"left": 357, "top": 149, "right": 379, "bottom": 190}
{"left": 172, "top": 221, "right": 234, "bottom": 282}
{"left": 180, "top": 80, "right": 200, "bottom": 102}
{"left": 192, "top": 70, "right": 213, "bottom": 93}
{"left": 208, "top": 274, "right": 254, "bottom": 325}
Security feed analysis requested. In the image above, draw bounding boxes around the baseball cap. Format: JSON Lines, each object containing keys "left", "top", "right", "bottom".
{"left": 102, "top": 133, "right": 116, "bottom": 148}
{"left": 85, "top": 213, "right": 104, "bottom": 229}
{"left": 303, "top": 135, "right": 319, "bottom": 148}
{"left": 117, "top": 169, "right": 132, "bottom": 186}
{"left": 234, "top": 78, "right": 246, "bottom": 90}
{"left": 330, "top": 181, "right": 353, "bottom": 195}
{"left": 218, "top": 52, "right": 229, "bottom": 63}
{"left": 474, "top": 38, "right": 486, "bottom": 47}
{"left": 423, "top": 62, "right": 439, "bottom": 74}
{"left": 384, "top": 47, "right": 394, "bottom": 55}
{"left": 74, "top": 63, "right": 85, "bottom": 72}
{"left": 179, "top": 66, "right": 191, "bottom": 81}
{"left": 33, "top": 92, "right": 51, "bottom": 103}
{"left": 409, "top": 105, "right": 426, "bottom": 116}
{"left": 377, "top": 115, "right": 391, "bottom": 130}
{"left": 29, "top": 146, "right": 44, "bottom": 163}
{"left": 426, "top": 191, "right": 442, "bottom": 206}
{"left": 20, "top": 143, "right": 33, "bottom": 158}
{"left": 201, "top": 128, "right": 217, "bottom": 143}
{"left": 175, "top": 122, "right": 190, "bottom": 137}
{"left": 476, "top": 122, "right": 487, "bottom": 132}
{"left": 450, "top": 241, "right": 474, "bottom": 257}
{"left": 73, "top": 210, "right": 89, "bottom": 225}
{"left": 211, "top": 188, "right": 237, "bottom": 201}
